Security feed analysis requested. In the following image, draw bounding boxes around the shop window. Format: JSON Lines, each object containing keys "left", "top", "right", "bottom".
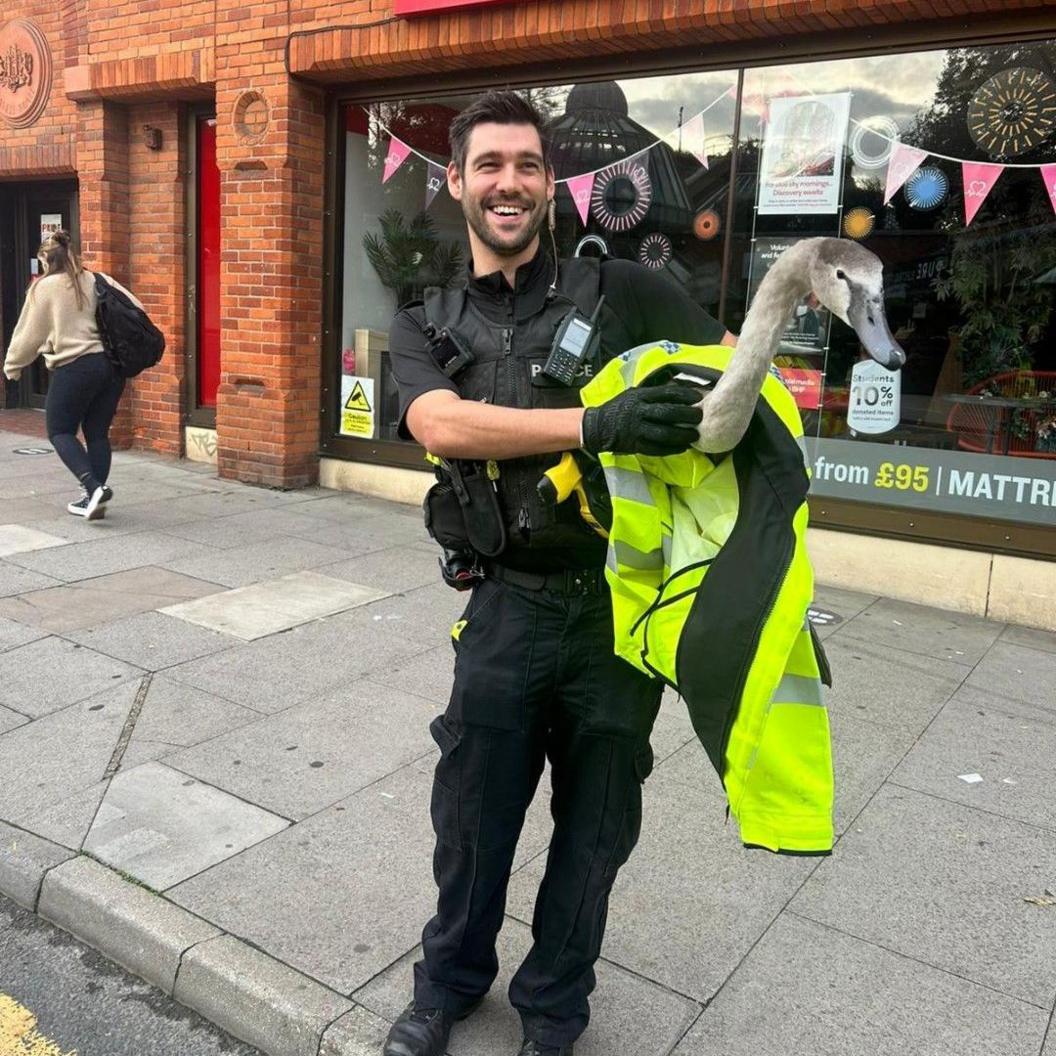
{"left": 730, "top": 42, "right": 1056, "bottom": 530}
{"left": 336, "top": 72, "right": 737, "bottom": 443}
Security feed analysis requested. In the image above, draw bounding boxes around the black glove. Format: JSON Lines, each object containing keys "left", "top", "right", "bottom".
{"left": 582, "top": 381, "right": 704, "bottom": 456}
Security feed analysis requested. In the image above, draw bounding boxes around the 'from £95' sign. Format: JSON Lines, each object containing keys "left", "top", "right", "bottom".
{"left": 805, "top": 437, "right": 1056, "bottom": 527}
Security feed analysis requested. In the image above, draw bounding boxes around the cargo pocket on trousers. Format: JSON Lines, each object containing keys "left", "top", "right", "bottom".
{"left": 429, "top": 715, "right": 463, "bottom": 849}
{"left": 605, "top": 742, "right": 653, "bottom": 878}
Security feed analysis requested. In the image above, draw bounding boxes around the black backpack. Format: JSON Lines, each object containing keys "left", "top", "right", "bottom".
{"left": 94, "top": 273, "right": 165, "bottom": 378}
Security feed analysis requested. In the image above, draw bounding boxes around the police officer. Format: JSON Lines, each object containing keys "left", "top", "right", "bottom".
{"left": 384, "top": 91, "right": 733, "bottom": 1056}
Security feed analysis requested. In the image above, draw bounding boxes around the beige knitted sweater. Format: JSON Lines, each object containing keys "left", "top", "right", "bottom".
{"left": 3, "top": 270, "right": 143, "bottom": 381}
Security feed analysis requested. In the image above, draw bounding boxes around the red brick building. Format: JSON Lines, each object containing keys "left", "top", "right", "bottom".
{"left": 2, "top": 0, "right": 1055, "bottom": 621}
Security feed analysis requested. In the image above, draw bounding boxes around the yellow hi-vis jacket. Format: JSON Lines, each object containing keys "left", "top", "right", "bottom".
{"left": 581, "top": 341, "right": 834, "bottom": 855}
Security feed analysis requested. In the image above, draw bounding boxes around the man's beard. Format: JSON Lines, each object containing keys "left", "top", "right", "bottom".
{"left": 463, "top": 196, "right": 547, "bottom": 259}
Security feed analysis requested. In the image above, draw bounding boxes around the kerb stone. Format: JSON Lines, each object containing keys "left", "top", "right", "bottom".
{"left": 0, "top": 820, "right": 76, "bottom": 909}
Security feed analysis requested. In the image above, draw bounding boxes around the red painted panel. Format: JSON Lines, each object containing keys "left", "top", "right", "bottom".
{"left": 393, "top": 0, "right": 512, "bottom": 16}
{"left": 196, "top": 116, "right": 221, "bottom": 409}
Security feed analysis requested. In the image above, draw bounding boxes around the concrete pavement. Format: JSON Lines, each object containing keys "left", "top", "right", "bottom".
{"left": 0, "top": 426, "right": 1054, "bottom": 1056}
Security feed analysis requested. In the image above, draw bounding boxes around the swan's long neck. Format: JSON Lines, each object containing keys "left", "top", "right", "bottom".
{"left": 694, "top": 247, "right": 812, "bottom": 452}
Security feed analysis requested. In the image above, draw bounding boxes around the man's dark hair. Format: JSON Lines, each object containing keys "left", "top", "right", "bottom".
{"left": 448, "top": 90, "right": 550, "bottom": 172}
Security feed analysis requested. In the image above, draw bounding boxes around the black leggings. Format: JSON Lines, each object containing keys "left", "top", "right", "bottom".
{"left": 45, "top": 352, "right": 125, "bottom": 490}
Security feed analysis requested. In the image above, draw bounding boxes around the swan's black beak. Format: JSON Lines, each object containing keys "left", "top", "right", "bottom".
{"left": 848, "top": 290, "right": 905, "bottom": 371}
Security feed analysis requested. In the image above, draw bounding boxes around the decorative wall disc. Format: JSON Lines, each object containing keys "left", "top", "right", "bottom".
{"left": 233, "top": 89, "right": 270, "bottom": 145}
{"left": 693, "top": 209, "right": 721, "bottom": 241}
{"left": 968, "top": 67, "right": 1056, "bottom": 157}
{"left": 849, "top": 116, "right": 900, "bottom": 169}
{"left": 638, "top": 232, "right": 672, "bottom": 270}
{"left": 904, "top": 166, "right": 949, "bottom": 210}
{"left": 842, "top": 207, "right": 876, "bottom": 240}
{"left": 590, "top": 158, "right": 653, "bottom": 233}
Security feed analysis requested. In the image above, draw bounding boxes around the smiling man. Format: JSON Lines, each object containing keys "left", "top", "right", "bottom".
{"left": 384, "top": 90, "right": 734, "bottom": 1056}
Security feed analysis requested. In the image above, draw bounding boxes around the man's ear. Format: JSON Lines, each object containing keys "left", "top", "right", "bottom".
{"left": 447, "top": 161, "right": 463, "bottom": 202}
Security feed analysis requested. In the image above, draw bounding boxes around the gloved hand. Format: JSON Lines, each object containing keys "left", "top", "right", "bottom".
{"left": 582, "top": 381, "right": 704, "bottom": 456}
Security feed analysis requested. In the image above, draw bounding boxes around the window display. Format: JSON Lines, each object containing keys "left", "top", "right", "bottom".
{"left": 335, "top": 38, "right": 1056, "bottom": 532}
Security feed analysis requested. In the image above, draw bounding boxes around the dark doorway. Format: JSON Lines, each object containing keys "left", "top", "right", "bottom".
{"left": 1, "top": 180, "right": 80, "bottom": 410}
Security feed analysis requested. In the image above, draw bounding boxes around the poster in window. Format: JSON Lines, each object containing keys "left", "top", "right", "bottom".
{"left": 747, "top": 237, "right": 831, "bottom": 354}
{"left": 758, "top": 93, "right": 852, "bottom": 215}
{"left": 40, "top": 213, "right": 62, "bottom": 243}
{"left": 340, "top": 375, "right": 375, "bottom": 438}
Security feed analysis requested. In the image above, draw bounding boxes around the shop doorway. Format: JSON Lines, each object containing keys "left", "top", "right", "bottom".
{"left": 0, "top": 181, "right": 79, "bottom": 410}
{"left": 186, "top": 109, "right": 220, "bottom": 425}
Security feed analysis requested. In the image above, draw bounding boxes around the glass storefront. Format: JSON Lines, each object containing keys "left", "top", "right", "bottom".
{"left": 334, "top": 37, "right": 1056, "bottom": 535}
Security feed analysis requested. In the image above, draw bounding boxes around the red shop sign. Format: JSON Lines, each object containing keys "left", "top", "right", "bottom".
{"left": 778, "top": 368, "right": 824, "bottom": 410}
{"left": 394, "top": 0, "right": 510, "bottom": 15}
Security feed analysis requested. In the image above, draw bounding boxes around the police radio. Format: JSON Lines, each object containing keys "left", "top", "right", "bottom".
{"left": 542, "top": 296, "right": 605, "bottom": 386}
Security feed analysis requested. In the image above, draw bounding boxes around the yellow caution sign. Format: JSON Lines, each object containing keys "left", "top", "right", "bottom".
{"left": 0, "top": 992, "right": 77, "bottom": 1056}
{"left": 340, "top": 375, "right": 375, "bottom": 438}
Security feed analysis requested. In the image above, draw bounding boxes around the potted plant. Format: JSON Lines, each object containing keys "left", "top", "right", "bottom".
{"left": 363, "top": 209, "right": 464, "bottom": 307}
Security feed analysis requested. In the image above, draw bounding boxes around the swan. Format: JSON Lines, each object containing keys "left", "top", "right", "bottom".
{"left": 693, "top": 237, "right": 905, "bottom": 452}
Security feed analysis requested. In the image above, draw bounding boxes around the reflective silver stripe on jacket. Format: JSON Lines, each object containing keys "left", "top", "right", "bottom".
{"left": 770, "top": 673, "right": 824, "bottom": 707}
{"left": 611, "top": 538, "right": 665, "bottom": 571}
{"left": 606, "top": 466, "right": 655, "bottom": 506}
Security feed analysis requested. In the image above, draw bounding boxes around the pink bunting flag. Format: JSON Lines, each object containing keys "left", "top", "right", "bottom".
{"left": 566, "top": 172, "right": 595, "bottom": 226}
{"left": 424, "top": 161, "right": 446, "bottom": 209}
{"left": 883, "top": 143, "right": 927, "bottom": 205}
{"left": 1041, "top": 164, "right": 1056, "bottom": 217}
{"left": 678, "top": 113, "right": 708, "bottom": 169}
{"left": 382, "top": 136, "right": 411, "bottom": 184}
{"left": 962, "top": 161, "right": 1004, "bottom": 226}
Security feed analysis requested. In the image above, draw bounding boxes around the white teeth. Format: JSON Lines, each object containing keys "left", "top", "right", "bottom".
{"left": 492, "top": 206, "right": 524, "bottom": 216}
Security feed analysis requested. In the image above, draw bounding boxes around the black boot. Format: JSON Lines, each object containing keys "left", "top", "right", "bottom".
{"left": 517, "top": 1041, "right": 574, "bottom": 1056}
{"left": 383, "top": 1001, "right": 479, "bottom": 1056}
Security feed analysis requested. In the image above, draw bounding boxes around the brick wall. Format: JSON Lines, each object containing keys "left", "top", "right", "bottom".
{"left": 2, "top": 0, "right": 1051, "bottom": 486}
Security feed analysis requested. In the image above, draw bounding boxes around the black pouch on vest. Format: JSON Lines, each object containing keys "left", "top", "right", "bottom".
{"left": 423, "top": 481, "right": 471, "bottom": 550}
{"left": 450, "top": 461, "right": 507, "bottom": 558}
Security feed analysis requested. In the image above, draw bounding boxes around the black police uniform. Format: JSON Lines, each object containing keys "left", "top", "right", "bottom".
{"left": 389, "top": 246, "right": 725, "bottom": 1048}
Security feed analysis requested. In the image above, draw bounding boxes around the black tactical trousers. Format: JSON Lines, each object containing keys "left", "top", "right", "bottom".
{"left": 413, "top": 574, "right": 663, "bottom": 1047}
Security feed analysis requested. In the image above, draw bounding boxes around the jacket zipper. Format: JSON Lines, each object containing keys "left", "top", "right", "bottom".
{"left": 503, "top": 326, "right": 531, "bottom": 535}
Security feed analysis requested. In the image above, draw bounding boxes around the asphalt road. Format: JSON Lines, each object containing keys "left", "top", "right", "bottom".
{"left": 0, "top": 894, "right": 261, "bottom": 1056}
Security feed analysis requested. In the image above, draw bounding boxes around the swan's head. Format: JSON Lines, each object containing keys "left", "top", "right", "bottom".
{"left": 807, "top": 239, "right": 906, "bottom": 370}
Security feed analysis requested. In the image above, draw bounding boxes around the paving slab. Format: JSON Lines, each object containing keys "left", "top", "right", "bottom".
{"left": 671, "top": 913, "right": 1047, "bottom": 1056}
{"left": 320, "top": 543, "right": 446, "bottom": 594}
{"left": 0, "top": 818, "right": 76, "bottom": 910}
{"left": 353, "top": 581, "right": 465, "bottom": 649}
{"left": 0, "top": 524, "right": 68, "bottom": 558}
{"left": 162, "top": 570, "right": 389, "bottom": 641}
{"left": 16, "top": 781, "right": 109, "bottom": 850}
{"left": 169, "top": 679, "right": 439, "bottom": 820}
{"left": 174, "top": 934, "right": 354, "bottom": 1056}
{"left": 164, "top": 602, "right": 424, "bottom": 712}
{"left": 810, "top": 584, "right": 878, "bottom": 640}
{"left": 0, "top": 682, "right": 136, "bottom": 824}
{"left": 355, "top": 916, "right": 700, "bottom": 1056}
{"left": 1000, "top": 623, "right": 1056, "bottom": 655}
{"left": 0, "top": 496, "right": 58, "bottom": 522}
{"left": 162, "top": 536, "right": 359, "bottom": 589}
{"left": 891, "top": 685, "right": 1056, "bottom": 831}
{"left": 820, "top": 637, "right": 968, "bottom": 733}
{"left": 791, "top": 784, "right": 1056, "bottom": 1008}
{"left": 0, "top": 614, "right": 46, "bottom": 653}
{"left": 0, "top": 636, "right": 142, "bottom": 718}
{"left": 364, "top": 643, "right": 455, "bottom": 706}
{"left": 0, "top": 566, "right": 225, "bottom": 633}
{"left": 66, "top": 609, "right": 237, "bottom": 670}
{"left": 0, "top": 702, "right": 29, "bottom": 733}
{"left": 39, "top": 855, "right": 223, "bottom": 994}
{"left": 835, "top": 596, "right": 1004, "bottom": 665}
{"left": 83, "top": 760, "right": 290, "bottom": 891}
{"left": 967, "top": 642, "right": 1056, "bottom": 711}
{"left": 508, "top": 751, "right": 817, "bottom": 1003}
{"left": 3, "top": 530, "right": 208, "bottom": 582}
{"left": 117, "top": 676, "right": 263, "bottom": 771}
{"left": 0, "top": 560, "right": 62, "bottom": 598}
{"left": 169, "top": 760, "right": 554, "bottom": 994}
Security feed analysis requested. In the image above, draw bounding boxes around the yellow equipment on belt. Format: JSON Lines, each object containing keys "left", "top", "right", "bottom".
{"left": 537, "top": 451, "right": 609, "bottom": 539}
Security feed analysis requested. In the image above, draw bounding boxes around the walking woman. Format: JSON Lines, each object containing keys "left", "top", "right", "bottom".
{"left": 2, "top": 231, "right": 138, "bottom": 520}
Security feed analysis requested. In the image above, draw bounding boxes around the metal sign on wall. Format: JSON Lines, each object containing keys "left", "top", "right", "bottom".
{"left": 393, "top": 0, "right": 511, "bottom": 17}
{"left": 0, "top": 19, "right": 52, "bottom": 129}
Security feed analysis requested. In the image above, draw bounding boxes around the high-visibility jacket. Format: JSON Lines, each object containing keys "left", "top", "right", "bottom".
{"left": 580, "top": 341, "right": 834, "bottom": 855}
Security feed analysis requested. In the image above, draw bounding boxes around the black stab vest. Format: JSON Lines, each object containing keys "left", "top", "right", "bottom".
{"left": 422, "top": 257, "right": 603, "bottom": 556}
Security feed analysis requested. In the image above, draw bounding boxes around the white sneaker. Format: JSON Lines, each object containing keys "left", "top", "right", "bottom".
{"left": 85, "top": 485, "right": 113, "bottom": 521}
{"left": 67, "top": 493, "right": 93, "bottom": 517}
